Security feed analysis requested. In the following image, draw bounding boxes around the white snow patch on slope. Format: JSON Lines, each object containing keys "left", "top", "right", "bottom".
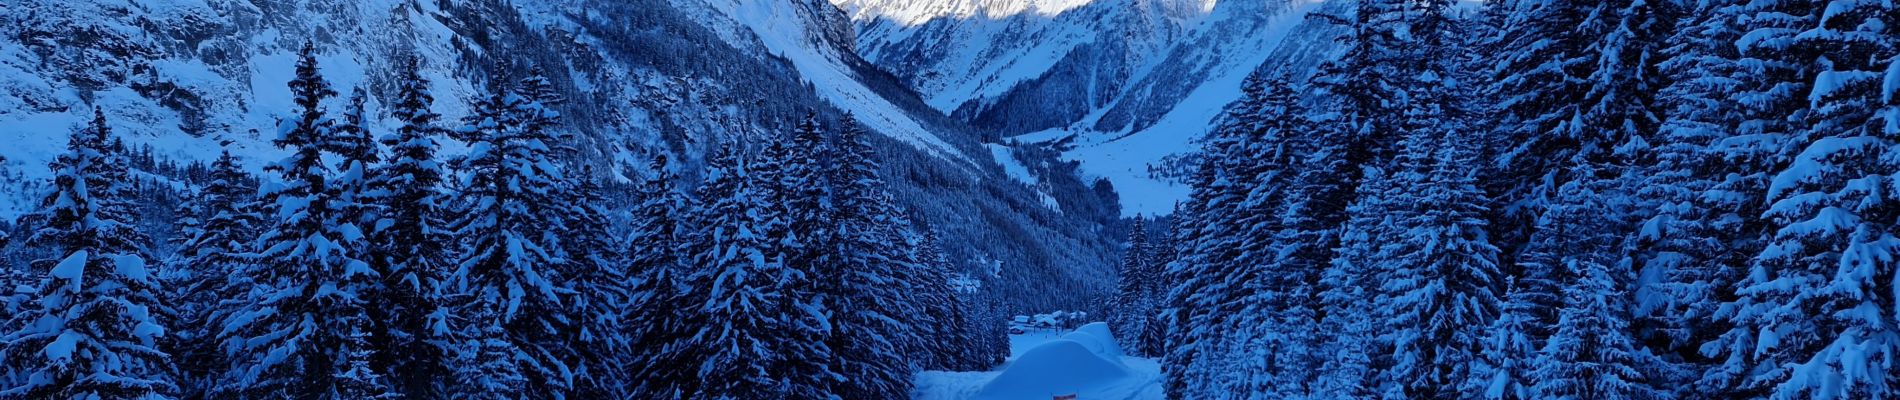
{"left": 986, "top": 144, "right": 1037, "bottom": 185}
{"left": 713, "top": 0, "right": 971, "bottom": 164}
{"left": 921, "top": 18, "right": 1095, "bottom": 113}
{"left": 985, "top": 143, "right": 1060, "bottom": 211}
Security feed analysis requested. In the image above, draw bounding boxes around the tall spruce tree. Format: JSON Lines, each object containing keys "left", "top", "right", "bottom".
{"left": 776, "top": 115, "right": 843, "bottom": 394}
{"left": 0, "top": 109, "right": 177, "bottom": 399}
{"left": 1483, "top": 0, "right": 1609, "bottom": 254}
{"left": 170, "top": 151, "right": 260, "bottom": 397}
{"left": 559, "top": 167, "right": 632, "bottom": 398}
{"left": 445, "top": 77, "right": 577, "bottom": 399}
{"left": 624, "top": 155, "right": 702, "bottom": 398}
{"left": 1139, "top": 216, "right": 1175, "bottom": 358}
{"left": 1695, "top": 0, "right": 1830, "bottom": 393}
{"left": 1483, "top": 0, "right": 1671, "bottom": 262}
{"left": 1163, "top": 75, "right": 1302, "bottom": 399}
{"left": 213, "top": 43, "right": 392, "bottom": 398}
{"left": 1378, "top": 130, "right": 1504, "bottom": 399}
{"left": 1629, "top": 2, "right": 1755, "bottom": 394}
{"left": 752, "top": 133, "right": 840, "bottom": 398}
{"left": 911, "top": 226, "right": 986, "bottom": 371}
{"left": 680, "top": 142, "right": 787, "bottom": 399}
{"left": 1375, "top": 2, "right": 1505, "bottom": 396}
{"left": 1240, "top": 73, "right": 1339, "bottom": 398}
{"left": 1109, "top": 216, "right": 1155, "bottom": 355}
{"left": 1241, "top": 2, "right": 1413, "bottom": 393}
{"left": 1708, "top": 1, "right": 1900, "bottom": 397}
{"left": 1529, "top": 259, "right": 1660, "bottom": 400}
{"left": 1315, "top": 166, "right": 1392, "bottom": 400}
{"left": 824, "top": 115, "right": 921, "bottom": 398}
{"left": 1467, "top": 279, "right": 1539, "bottom": 400}
{"left": 1490, "top": 0, "right": 1675, "bottom": 361}
{"left": 367, "top": 58, "right": 454, "bottom": 398}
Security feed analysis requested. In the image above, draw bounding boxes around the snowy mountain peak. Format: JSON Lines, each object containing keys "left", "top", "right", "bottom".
{"left": 843, "top": 0, "right": 1324, "bottom": 215}
{"left": 833, "top": 0, "right": 1215, "bottom": 26}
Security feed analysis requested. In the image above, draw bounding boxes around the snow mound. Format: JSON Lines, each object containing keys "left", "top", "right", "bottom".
{"left": 975, "top": 323, "right": 1131, "bottom": 400}
{"left": 1060, "top": 322, "right": 1125, "bottom": 361}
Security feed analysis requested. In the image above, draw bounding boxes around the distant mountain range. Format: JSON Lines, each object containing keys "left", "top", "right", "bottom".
{"left": 835, "top": 0, "right": 1345, "bottom": 215}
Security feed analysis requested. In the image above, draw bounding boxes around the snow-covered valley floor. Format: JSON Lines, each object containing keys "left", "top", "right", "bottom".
{"left": 913, "top": 323, "right": 1165, "bottom": 400}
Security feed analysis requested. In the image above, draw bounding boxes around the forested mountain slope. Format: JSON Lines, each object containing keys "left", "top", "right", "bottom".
{"left": 0, "top": 0, "right": 1121, "bottom": 312}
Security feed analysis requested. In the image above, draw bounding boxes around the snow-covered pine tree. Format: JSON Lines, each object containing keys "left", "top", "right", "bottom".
{"left": 1695, "top": 0, "right": 1832, "bottom": 393}
{"left": 335, "top": 87, "right": 382, "bottom": 172}
{"left": 1491, "top": 3, "right": 1676, "bottom": 365}
{"left": 445, "top": 77, "right": 579, "bottom": 399}
{"left": 971, "top": 287, "right": 1012, "bottom": 367}
{"left": 1529, "top": 257, "right": 1659, "bottom": 400}
{"left": 1515, "top": 166, "right": 1664, "bottom": 398}
{"left": 515, "top": 69, "right": 579, "bottom": 165}
{"left": 1377, "top": 109, "right": 1503, "bottom": 400}
{"left": 1628, "top": 1, "right": 1755, "bottom": 394}
{"left": 623, "top": 155, "right": 703, "bottom": 398}
{"left": 1307, "top": 0, "right": 1407, "bottom": 164}
{"left": 1483, "top": 0, "right": 1671, "bottom": 263}
{"left": 333, "top": 85, "right": 383, "bottom": 238}
{"left": 506, "top": 73, "right": 631, "bottom": 395}
{"left": 366, "top": 58, "right": 454, "bottom": 398}
{"left": 750, "top": 120, "right": 845, "bottom": 398}
{"left": 1314, "top": 166, "right": 1392, "bottom": 400}
{"left": 1162, "top": 75, "right": 1292, "bottom": 399}
{"left": 1466, "top": 278, "right": 1539, "bottom": 400}
{"left": 1242, "top": 3, "right": 1412, "bottom": 394}
{"left": 0, "top": 109, "right": 177, "bottom": 399}
{"left": 779, "top": 115, "right": 843, "bottom": 370}
{"left": 1375, "top": 2, "right": 1505, "bottom": 396}
{"left": 866, "top": 162, "right": 957, "bottom": 377}
{"left": 557, "top": 166, "right": 632, "bottom": 398}
{"left": 912, "top": 226, "right": 986, "bottom": 371}
{"left": 1109, "top": 215, "right": 1153, "bottom": 355}
{"left": 1256, "top": 282, "right": 1320, "bottom": 399}
{"left": 1239, "top": 73, "right": 1339, "bottom": 398}
{"left": 1574, "top": 4, "right": 1679, "bottom": 364}
{"left": 824, "top": 114, "right": 923, "bottom": 398}
{"left": 212, "top": 43, "right": 390, "bottom": 398}
{"left": 1482, "top": 0, "right": 1603, "bottom": 254}
{"left": 449, "top": 296, "right": 527, "bottom": 399}
{"left": 167, "top": 187, "right": 205, "bottom": 266}
{"left": 681, "top": 141, "right": 787, "bottom": 399}
{"left": 888, "top": 213, "right": 981, "bottom": 372}
{"left": 330, "top": 83, "right": 408, "bottom": 397}
{"left": 1138, "top": 215, "right": 1175, "bottom": 358}
{"left": 170, "top": 150, "right": 261, "bottom": 397}
{"left": 1707, "top": 1, "right": 1900, "bottom": 398}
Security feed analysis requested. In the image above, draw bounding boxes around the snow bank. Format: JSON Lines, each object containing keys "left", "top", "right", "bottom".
{"left": 974, "top": 323, "right": 1131, "bottom": 400}
{"left": 1060, "top": 322, "right": 1125, "bottom": 361}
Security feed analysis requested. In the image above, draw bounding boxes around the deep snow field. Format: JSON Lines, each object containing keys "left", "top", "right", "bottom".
{"left": 914, "top": 322, "right": 1164, "bottom": 400}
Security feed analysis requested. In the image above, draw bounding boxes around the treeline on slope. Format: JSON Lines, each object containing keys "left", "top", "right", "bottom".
{"left": 1106, "top": 215, "right": 1178, "bottom": 359}
{"left": 878, "top": 136, "right": 1124, "bottom": 314}
{"left": 572, "top": 0, "right": 1126, "bottom": 313}
{"left": 1158, "top": 0, "right": 1900, "bottom": 399}
{"left": 0, "top": 43, "right": 1009, "bottom": 399}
